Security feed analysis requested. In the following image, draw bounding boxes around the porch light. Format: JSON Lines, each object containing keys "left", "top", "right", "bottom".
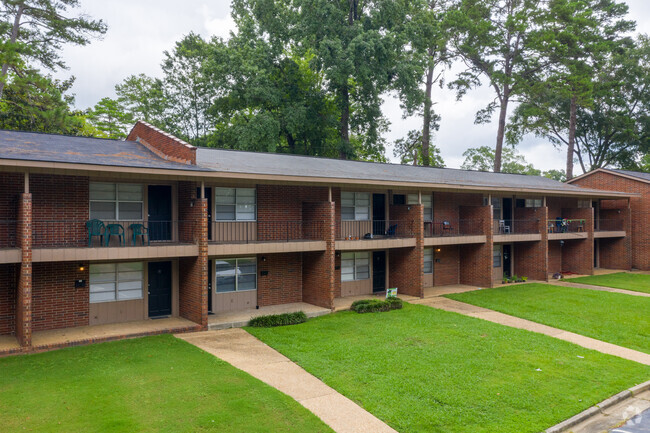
{"left": 261, "top": 256, "right": 266, "bottom": 262}
{"left": 78, "top": 264, "right": 85, "bottom": 272}
{"left": 435, "top": 248, "right": 441, "bottom": 253}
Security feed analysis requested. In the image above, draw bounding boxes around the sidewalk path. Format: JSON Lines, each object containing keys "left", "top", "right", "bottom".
{"left": 177, "top": 329, "right": 397, "bottom": 433}
{"left": 412, "top": 297, "right": 650, "bottom": 366}
{"left": 547, "top": 280, "right": 650, "bottom": 298}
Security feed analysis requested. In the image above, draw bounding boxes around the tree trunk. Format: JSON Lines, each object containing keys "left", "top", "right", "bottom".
{"left": 422, "top": 54, "right": 435, "bottom": 167}
{"left": 566, "top": 95, "right": 577, "bottom": 180}
{"left": 339, "top": 84, "right": 350, "bottom": 159}
{"left": 0, "top": 5, "right": 25, "bottom": 100}
{"left": 494, "top": 97, "right": 509, "bottom": 173}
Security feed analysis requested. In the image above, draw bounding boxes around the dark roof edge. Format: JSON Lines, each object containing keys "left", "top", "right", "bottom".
{"left": 568, "top": 168, "right": 650, "bottom": 185}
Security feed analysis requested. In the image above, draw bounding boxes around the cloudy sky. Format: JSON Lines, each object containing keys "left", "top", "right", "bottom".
{"left": 58, "top": 0, "right": 650, "bottom": 173}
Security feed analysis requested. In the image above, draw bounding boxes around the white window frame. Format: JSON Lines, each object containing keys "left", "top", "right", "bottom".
{"left": 214, "top": 257, "right": 257, "bottom": 292}
{"left": 89, "top": 262, "right": 144, "bottom": 303}
{"left": 525, "top": 198, "right": 543, "bottom": 208}
{"left": 341, "top": 251, "right": 371, "bottom": 281}
{"left": 493, "top": 247, "right": 502, "bottom": 268}
{"left": 424, "top": 248, "right": 433, "bottom": 274}
{"left": 341, "top": 192, "right": 371, "bottom": 221}
{"left": 215, "top": 187, "right": 257, "bottom": 221}
{"left": 408, "top": 193, "right": 433, "bottom": 222}
{"left": 89, "top": 182, "right": 144, "bottom": 221}
{"left": 577, "top": 200, "right": 591, "bottom": 209}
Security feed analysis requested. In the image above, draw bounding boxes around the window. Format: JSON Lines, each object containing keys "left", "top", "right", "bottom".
{"left": 493, "top": 247, "right": 501, "bottom": 268}
{"left": 408, "top": 194, "right": 433, "bottom": 222}
{"left": 525, "top": 198, "right": 543, "bottom": 208}
{"left": 577, "top": 200, "right": 591, "bottom": 209}
{"left": 492, "top": 197, "right": 502, "bottom": 220}
{"left": 393, "top": 194, "right": 406, "bottom": 205}
{"left": 215, "top": 188, "right": 256, "bottom": 221}
{"left": 341, "top": 252, "right": 370, "bottom": 281}
{"left": 424, "top": 248, "right": 433, "bottom": 274}
{"left": 89, "top": 262, "right": 144, "bottom": 303}
{"left": 341, "top": 192, "right": 370, "bottom": 221}
{"left": 90, "top": 183, "right": 143, "bottom": 220}
{"left": 215, "top": 258, "right": 257, "bottom": 292}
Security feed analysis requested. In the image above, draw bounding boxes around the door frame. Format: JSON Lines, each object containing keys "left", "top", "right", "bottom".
{"left": 148, "top": 260, "right": 173, "bottom": 317}
{"left": 372, "top": 250, "right": 387, "bottom": 293}
{"left": 148, "top": 185, "right": 174, "bottom": 242}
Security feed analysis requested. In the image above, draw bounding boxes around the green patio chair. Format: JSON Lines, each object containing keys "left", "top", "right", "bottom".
{"left": 85, "top": 219, "right": 105, "bottom": 247}
{"left": 129, "top": 223, "right": 150, "bottom": 246}
{"left": 104, "top": 223, "right": 125, "bottom": 247}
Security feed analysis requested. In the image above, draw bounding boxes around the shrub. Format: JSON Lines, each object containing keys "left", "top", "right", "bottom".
{"left": 248, "top": 311, "right": 308, "bottom": 327}
{"left": 351, "top": 297, "right": 403, "bottom": 313}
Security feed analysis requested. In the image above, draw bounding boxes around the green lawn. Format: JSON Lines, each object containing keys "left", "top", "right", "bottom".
{"left": 247, "top": 303, "right": 650, "bottom": 433}
{"left": 447, "top": 283, "right": 650, "bottom": 354}
{"left": 0, "top": 334, "right": 332, "bottom": 433}
{"left": 567, "top": 272, "right": 650, "bottom": 294}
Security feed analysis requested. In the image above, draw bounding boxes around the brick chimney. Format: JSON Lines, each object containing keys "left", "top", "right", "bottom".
{"left": 127, "top": 121, "right": 196, "bottom": 165}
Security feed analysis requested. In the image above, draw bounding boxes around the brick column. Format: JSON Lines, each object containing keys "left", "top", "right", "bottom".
{"left": 16, "top": 193, "right": 32, "bottom": 347}
{"left": 302, "top": 201, "right": 335, "bottom": 309}
{"left": 459, "top": 205, "right": 493, "bottom": 288}
{"left": 513, "top": 206, "right": 548, "bottom": 281}
{"left": 388, "top": 204, "right": 424, "bottom": 298}
{"left": 562, "top": 207, "right": 595, "bottom": 275}
{"left": 178, "top": 183, "right": 208, "bottom": 328}
{"left": 597, "top": 206, "right": 632, "bottom": 270}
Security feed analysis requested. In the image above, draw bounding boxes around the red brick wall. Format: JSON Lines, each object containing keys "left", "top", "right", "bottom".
{"left": 598, "top": 238, "right": 631, "bottom": 270}
{"left": 435, "top": 192, "right": 482, "bottom": 226}
{"left": 433, "top": 246, "right": 459, "bottom": 286}
{"left": 387, "top": 204, "right": 423, "bottom": 297}
{"left": 571, "top": 171, "right": 649, "bottom": 270}
{"left": 178, "top": 197, "right": 207, "bottom": 328}
{"left": 0, "top": 172, "right": 22, "bottom": 248}
{"left": 16, "top": 193, "right": 32, "bottom": 346}
{"left": 31, "top": 174, "right": 89, "bottom": 248}
{"left": 513, "top": 207, "right": 543, "bottom": 234}
{"left": 302, "top": 201, "right": 335, "bottom": 308}
{"left": 127, "top": 121, "right": 196, "bottom": 165}
{"left": 32, "top": 262, "right": 89, "bottom": 332}
{"left": 513, "top": 207, "right": 548, "bottom": 281}
{"left": 258, "top": 253, "right": 302, "bottom": 306}
{"left": 459, "top": 206, "right": 493, "bottom": 288}
{"left": 548, "top": 241, "right": 562, "bottom": 274}
{"left": 178, "top": 181, "right": 199, "bottom": 244}
{"left": 0, "top": 264, "right": 17, "bottom": 335}
{"left": 561, "top": 207, "right": 594, "bottom": 275}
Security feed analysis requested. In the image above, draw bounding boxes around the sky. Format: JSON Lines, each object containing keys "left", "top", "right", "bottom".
{"left": 57, "top": 0, "right": 650, "bottom": 173}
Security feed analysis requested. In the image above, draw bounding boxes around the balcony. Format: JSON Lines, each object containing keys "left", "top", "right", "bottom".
{"left": 493, "top": 219, "right": 542, "bottom": 243}
{"left": 547, "top": 218, "right": 589, "bottom": 240}
{"left": 595, "top": 219, "right": 626, "bottom": 238}
{"left": 30, "top": 220, "right": 198, "bottom": 262}
{"left": 209, "top": 220, "right": 327, "bottom": 255}
{"left": 0, "top": 220, "right": 19, "bottom": 263}
{"left": 424, "top": 219, "right": 487, "bottom": 246}
{"left": 336, "top": 220, "right": 416, "bottom": 250}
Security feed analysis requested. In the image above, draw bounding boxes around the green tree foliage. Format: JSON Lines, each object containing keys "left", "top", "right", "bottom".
{"left": 543, "top": 169, "right": 567, "bottom": 182}
{"left": 510, "top": 33, "right": 648, "bottom": 175}
{"left": 449, "top": 0, "right": 545, "bottom": 172}
{"left": 86, "top": 97, "right": 133, "bottom": 139}
{"left": 115, "top": 74, "right": 165, "bottom": 126}
{"left": 461, "top": 145, "right": 540, "bottom": 175}
{"left": 393, "top": 129, "right": 445, "bottom": 167}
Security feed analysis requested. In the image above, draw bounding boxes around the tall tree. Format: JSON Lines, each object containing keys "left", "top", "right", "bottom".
{"left": 449, "top": 0, "right": 545, "bottom": 172}
{"left": 461, "top": 145, "right": 540, "bottom": 175}
{"left": 86, "top": 97, "right": 133, "bottom": 139}
{"left": 115, "top": 74, "right": 166, "bottom": 127}
{"left": 0, "top": 0, "right": 106, "bottom": 99}
{"left": 393, "top": 129, "right": 445, "bottom": 167}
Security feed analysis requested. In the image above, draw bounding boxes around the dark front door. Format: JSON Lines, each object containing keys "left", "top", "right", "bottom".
{"left": 148, "top": 261, "right": 172, "bottom": 317}
{"left": 197, "top": 186, "right": 213, "bottom": 240}
{"left": 372, "top": 251, "right": 386, "bottom": 293}
{"left": 502, "top": 244, "right": 512, "bottom": 278}
{"left": 372, "top": 194, "right": 386, "bottom": 235}
{"left": 148, "top": 185, "right": 172, "bottom": 241}
{"left": 502, "top": 197, "right": 513, "bottom": 230}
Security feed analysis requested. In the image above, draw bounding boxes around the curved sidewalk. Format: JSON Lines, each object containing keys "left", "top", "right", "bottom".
{"left": 547, "top": 280, "right": 650, "bottom": 298}
{"left": 412, "top": 297, "right": 650, "bottom": 366}
{"left": 177, "top": 329, "right": 397, "bottom": 433}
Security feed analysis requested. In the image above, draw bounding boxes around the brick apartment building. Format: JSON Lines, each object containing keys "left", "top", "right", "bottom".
{"left": 0, "top": 122, "right": 636, "bottom": 354}
{"left": 569, "top": 169, "right": 650, "bottom": 271}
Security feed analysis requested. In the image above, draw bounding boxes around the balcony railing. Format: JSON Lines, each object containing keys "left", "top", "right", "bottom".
{"left": 336, "top": 220, "right": 414, "bottom": 240}
{"left": 596, "top": 219, "right": 624, "bottom": 231}
{"left": 493, "top": 219, "right": 540, "bottom": 235}
{"left": 424, "top": 219, "right": 485, "bottom": 237}
{"left": 0, "top": 220, "right": 17, "bottom": 248}
{"left": 32, "top": 220, "right": 196, "bottom": 248}
{"left": 547, "top": 219, "right": 588, "bottom": 233}
{"left": 210, "top": 220, "right": 323, "bottom": 244}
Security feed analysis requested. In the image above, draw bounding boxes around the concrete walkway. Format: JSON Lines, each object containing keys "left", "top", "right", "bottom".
{"left": 412, "top": 297, "right": 650, "bottom": 366}
{"left": 548, "top": 280, "right": 650, "bottom": 298}
{"left": 177, "top": 329, "right": 397, "bottom": 433}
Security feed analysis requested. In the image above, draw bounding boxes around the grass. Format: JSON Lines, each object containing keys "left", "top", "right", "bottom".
{"left": 0, "top": 334, "right": 332, "bottom": 433}
{"left": 567, "top": 272, "right": 650, "bottom": 294}
{"left": 447, "top": 283, "right": 650, "bottom": 354}
{"left": 247, "top": 303, "right": 650, "bottom": 433}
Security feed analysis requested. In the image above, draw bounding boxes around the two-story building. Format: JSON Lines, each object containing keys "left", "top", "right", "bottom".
{"left": 0, "top": 122, "right": 634, "bottom": 355}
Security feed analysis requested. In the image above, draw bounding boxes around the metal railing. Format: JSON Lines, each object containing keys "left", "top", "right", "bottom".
{"left": 32, "top": 220, "right": 196, "bottom": 248}
{"left": 596, "top": 219, "right": 624, "bottom": 231}
{"left": 547, "top": 219, "right": 587, "bottom": 233}
{"left": 424, "top": 219, "right": 485, "bottom": 237}
{"left": 336, "top": 220, "right": 414, "bottom": 240}
{"left": 0, "top": 220, "right": 17, "bottom": 248}
{"left": 210, "top": 220, "right": 323, "bottom": 244}
{"left": 493, "top": 219, "right": 540, "bottom": 235}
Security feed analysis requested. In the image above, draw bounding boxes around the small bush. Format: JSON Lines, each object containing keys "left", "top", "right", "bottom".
{"left": 351, "top": 297, "right": 403, "bottom": 313}
{"left": 248, "top": 311, "right": 308, "bottom": 327}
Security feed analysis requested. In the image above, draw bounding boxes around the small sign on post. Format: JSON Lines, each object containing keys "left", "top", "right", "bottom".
{"left": 386, "top": 288, "right": 398, "bottom": 299}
